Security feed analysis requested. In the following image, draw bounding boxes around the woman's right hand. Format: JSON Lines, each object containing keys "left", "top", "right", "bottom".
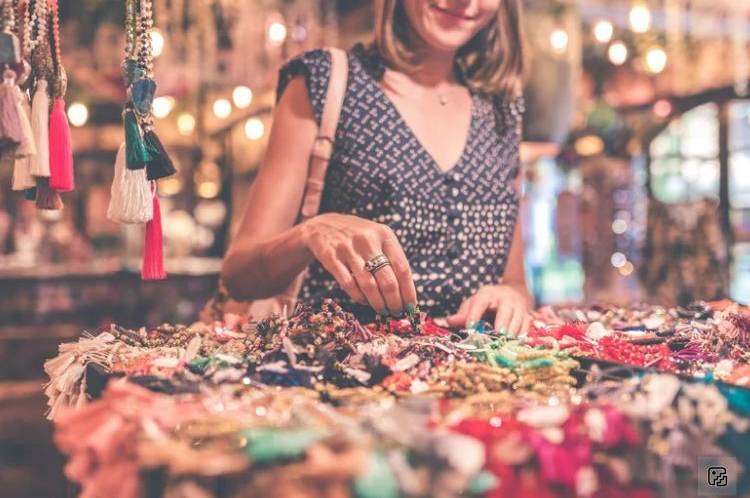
{"left": 301, "top": 213, "right": 417, "bottom": 314}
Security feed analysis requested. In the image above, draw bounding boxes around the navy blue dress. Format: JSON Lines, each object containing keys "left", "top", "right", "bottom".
{"left": 277, "top": 44, "right": 523, "bottom": 319}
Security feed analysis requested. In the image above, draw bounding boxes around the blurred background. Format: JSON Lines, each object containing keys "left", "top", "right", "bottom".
{"left": 1, "top": 0, "right": 749, "bottom": 495}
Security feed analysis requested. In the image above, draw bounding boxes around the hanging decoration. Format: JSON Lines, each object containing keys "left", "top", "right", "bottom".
{"left": 3, "top": 0, "right": 73, "bottom": 208}
{"left": 108, "top": 0, "right": 175, "bottom": 281}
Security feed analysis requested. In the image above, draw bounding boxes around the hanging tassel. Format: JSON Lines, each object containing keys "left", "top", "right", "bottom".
{"left": 0, "top": 69, "right": 23, "bottom": 150}
{"left": 29, "top": 80, "right": 50, "bottom": 177}
{"left": 107, "top": 143, "right": 153, "bottom": 224}
{"left": 141, "top": 188, "right": 166, "bottom": 280}
{"left": 124, "top": 109, "right": 151, "bottom": 169}
{"left": 144, "top": 129, "right": 176, "bottom": 180}
{"left": 24, "top": 187, "right": 37, "bottom": 201}
{"left": 36, "top": 177, "right": 63, "bottom": 210}
{"left": 14, "top": 88, "right": 36, "bottom": 157}
{"left": 12, "top": 92, "right": 37, "bottom": 191}
{"left": 48, "top": 98, "right": 74, "bottom": 192}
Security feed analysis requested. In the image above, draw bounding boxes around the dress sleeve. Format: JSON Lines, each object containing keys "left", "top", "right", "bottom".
{"left": 276, "top": 49, "right": 332, "bottom": 127}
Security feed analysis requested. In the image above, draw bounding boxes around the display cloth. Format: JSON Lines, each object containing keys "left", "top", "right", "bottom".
{"left": 44, "top": 299, "right": 750, "bottom": 498}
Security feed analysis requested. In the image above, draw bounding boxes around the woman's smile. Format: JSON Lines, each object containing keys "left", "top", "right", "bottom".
{"left": 428, "top": 2, "right": 479, "bottom": 22}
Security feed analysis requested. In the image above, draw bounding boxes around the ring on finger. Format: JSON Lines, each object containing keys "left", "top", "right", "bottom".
{"left": 364, "top": 253, "right": 391, "bottom": 274}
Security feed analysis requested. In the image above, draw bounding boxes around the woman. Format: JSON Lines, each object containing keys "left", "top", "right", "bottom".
{"left": 221, "top": 0, "right": 532, "bottom": 334}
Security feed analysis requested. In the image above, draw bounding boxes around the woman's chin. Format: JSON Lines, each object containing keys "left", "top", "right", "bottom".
{"left": 420, "top": 32, "right": 475, "bottom": 54}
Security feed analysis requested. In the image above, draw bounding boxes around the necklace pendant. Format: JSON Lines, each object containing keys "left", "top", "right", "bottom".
{"left": 438, "top": 95, "right": 448, "bottom": 106}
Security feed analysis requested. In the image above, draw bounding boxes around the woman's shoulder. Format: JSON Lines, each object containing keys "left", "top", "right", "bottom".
{"left": 276, "top": 49, "right": 333, "bottom": 125}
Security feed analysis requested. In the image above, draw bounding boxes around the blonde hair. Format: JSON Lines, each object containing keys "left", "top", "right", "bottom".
{"left": 372, "top": 0, "right": 526, "bottom": 97}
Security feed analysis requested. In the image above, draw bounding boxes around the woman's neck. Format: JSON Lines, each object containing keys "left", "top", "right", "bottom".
{"left": 405, "top": 48, "right": 459, "bottom": 88}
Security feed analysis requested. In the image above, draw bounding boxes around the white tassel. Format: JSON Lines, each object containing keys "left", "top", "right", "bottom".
{"left": 12, "top": 92, "right": 36, "bottom": 190}
{"left": 107, "top": 143, "right": 153, "bottom": 224}
{"left": 28, "top": 80, "right": 50, "bottom": 177}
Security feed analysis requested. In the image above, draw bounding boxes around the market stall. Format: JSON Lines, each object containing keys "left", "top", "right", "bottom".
{"left": 45, "top": 299, "right": 750, "bottom": 498}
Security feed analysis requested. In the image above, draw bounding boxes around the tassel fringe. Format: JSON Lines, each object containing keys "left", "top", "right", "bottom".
{"left": 49, "top": 98, "right": 75, "bottom": 192}
{"left": 29, "top": 80, "right": 50, "bottom": 177}
{"left": 0, "top": 70, "right": 23, "bottom": 150}
{"left": 141, "top": 190, "right": 166, "bottom": 280}
{"left": 144, "top": 130, "right": 176, "bottom": 180}
{"left": 12, "top": 91, "right": 36, "bottom": 191}
{"left": 124, "top": 110, "right": 151, "bottom": 169}
{"left": 107, "top": 143, "right": 153, "bottom": 224}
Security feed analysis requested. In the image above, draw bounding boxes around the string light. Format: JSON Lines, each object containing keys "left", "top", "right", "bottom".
{"left": 152, "top": 96, "right": 175, "bottom": 118}
{"left": 213, "top": 98, "right": 232, "bottom": 119}
{"left": 612, "top": 219, "right": 628, "bottom": 234}
{"left": 629, "top": 1, "right": 651, "bottom": 34}
{"left": 618, "top": 261, "right": 635, "bottom": 276}
{"left": 575, "top": 135, "right": 604, "bottom": 156}
{"left": 232, "top": 86, "right": 253, "bottom": 108}
{"left": 549, "top": 28, "right": 569, "bottom": 54}
{"left": 653, "top": 99, "right": 673, "bottom": 118}
{"left": 67, "top": 102, "right": 88, "bottom": 127}
{"left": 608, "top": 41, "right": 629, "bottom": 65}
{"left": 267, "top": 14, "right": 287, "bottom": 46}
{"left": 593, "top": 20, "right": 614, "bottom": 43}
{"left": 644, "top": 46, "right": 668, "bottom": 74}
{"left": 177, "top": 112, "right": 196, "bottom": 135}
{"left": 610, "top": 252, "right": 627, "bottom": 268}
{"left": 245, "top": 117, "right": 265, "bottom": 140}
{"left": 150, "top": 29, "right": 165, "bottom": 58}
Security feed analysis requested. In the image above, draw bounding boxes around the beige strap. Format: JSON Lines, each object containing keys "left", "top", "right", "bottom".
{"left": 300, "top": 47, "right": 348, "bottom": 219}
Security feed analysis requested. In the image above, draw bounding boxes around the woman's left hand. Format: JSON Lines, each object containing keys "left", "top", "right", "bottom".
{"left": 445, "top": 285, "right": 532, "bottom": 335}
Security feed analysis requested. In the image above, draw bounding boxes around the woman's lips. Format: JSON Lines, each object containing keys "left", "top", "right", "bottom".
{"left": 429, "top": 3, "right": 477, "bottom": 21}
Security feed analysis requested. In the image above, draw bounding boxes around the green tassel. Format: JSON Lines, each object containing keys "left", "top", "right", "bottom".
{"left": 241, "top": 428, "right": 324, "bottom": 463}
{"left": 352, "top": 451, "right": 398, "bottom": 498}
{"left": 124, "top": 110, "right": 151, "bottom": 170}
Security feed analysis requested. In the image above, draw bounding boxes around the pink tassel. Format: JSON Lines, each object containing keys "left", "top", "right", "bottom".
{"left": 48, "top": 98, "right": 74, "bottom": 192}
{"left": 141, "top": 189, "right": 166, "bottom": 280}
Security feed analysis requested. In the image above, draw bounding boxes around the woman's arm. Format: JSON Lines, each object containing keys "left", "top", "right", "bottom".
{"left": 221, "top": 77, "right": 319, "bottom": 300}
{"left": 221, "top": 77, "right": 418, "bottom": 313}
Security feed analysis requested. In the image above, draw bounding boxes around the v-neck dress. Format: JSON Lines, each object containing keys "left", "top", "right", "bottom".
{"left": 276, "top": 44, "right": 524, "bottom": 320}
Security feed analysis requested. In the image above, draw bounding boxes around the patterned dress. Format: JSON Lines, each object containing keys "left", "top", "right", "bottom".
{"left": 276, "top": 44, "right": 523, "bottom": 320}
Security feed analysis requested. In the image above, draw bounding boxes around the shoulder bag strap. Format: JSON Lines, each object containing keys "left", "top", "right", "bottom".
{"left": 300, "top": 47, "right": 348, "bottom": 219}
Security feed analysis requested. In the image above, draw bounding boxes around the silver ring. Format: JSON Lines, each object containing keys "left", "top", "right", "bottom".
{"left": 364, "top": 254, "right": 391, "bottom": 274}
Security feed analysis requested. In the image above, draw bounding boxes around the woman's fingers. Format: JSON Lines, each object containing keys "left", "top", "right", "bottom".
{"left": 507, "top": 305, "right": 525, "bottom": 336}
{"left": 351, "top": 229, "right": 403, "bottom": 313}
{"left": 381, "top": 228, "right": 418, "bottom": 307}
{"left": 521, "top": 314, "right": 531, "bottom": 335}
{"left": 371, "top": 264, "right": 404, "bottom": 313}
{"left": 347, "top": 257, "right": 387, "bottom": 313}
{"left": 464, "top": 293, "right": 491, "bottom": 327}
{"left": 446, "top": 298, "right": 471, "bottom": 327}
{"left": 312, "top": 246, "right": 367, "bottom": 304}
{"left": 494, "top": 302, "right": 514, "bottom": 333}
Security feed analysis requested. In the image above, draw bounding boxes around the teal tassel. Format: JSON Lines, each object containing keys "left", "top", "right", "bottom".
{"left": 352, "top": 451, "right": 398, "bottom": 498}
{"left": 124, "top": 110, "right": 151, "bottom": 170}
{"left": 241, "top": 427, "right": 324, "bottom": 463}
{"left": 467, "top": 471, "right": 499, "bottom": 495}
{"left": 144, "top": 130, "right": 176, "bottom": 180}
{"left": 24, "top": 187, "right": 36, "bottom": 201}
